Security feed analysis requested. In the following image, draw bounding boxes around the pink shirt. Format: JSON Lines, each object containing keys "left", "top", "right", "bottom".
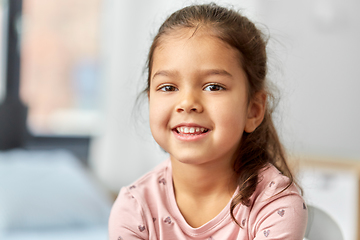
{"left": 109, "top": 160, "right": 307, "bottom": 240}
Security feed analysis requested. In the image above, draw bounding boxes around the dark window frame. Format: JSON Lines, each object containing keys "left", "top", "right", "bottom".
{"left": 0, "top": 0, "right": 90, "bottom": 165}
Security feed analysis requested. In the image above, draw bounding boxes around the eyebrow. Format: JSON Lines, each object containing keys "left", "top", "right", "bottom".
{"left": 152, "top": 69, "right": 233, "bottom": 80}
{"left": 152, "top": 70, "right": 178, "bottom": 80}
{"left": 201, "top": 69, "right": 233, "bottom": 78}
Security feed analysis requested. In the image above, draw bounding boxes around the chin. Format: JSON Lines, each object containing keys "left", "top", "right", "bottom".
{"left": 170, "top": 154, "right": 212, "bottom": 166}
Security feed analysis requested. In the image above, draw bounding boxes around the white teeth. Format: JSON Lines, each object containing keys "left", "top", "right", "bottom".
{"left": 176, "top": 127, "right": 208, "bottom": 134}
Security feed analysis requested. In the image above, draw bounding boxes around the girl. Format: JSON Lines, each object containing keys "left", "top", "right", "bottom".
{"left": 109, "top": 3, "right": 307, "bottom": 240}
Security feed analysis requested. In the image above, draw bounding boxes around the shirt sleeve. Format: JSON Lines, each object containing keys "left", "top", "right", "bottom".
{"left": 249, "top": 182, "right": 308, "bottom": 240}
{"left": 108, "top": 187, "right": 149, "bottom": 240}
{"left": 253, "top": 193, "right": 307, "bottom": 240}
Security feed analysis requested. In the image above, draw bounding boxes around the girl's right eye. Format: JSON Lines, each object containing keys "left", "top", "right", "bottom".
{"left": 158, "top": 85, "right": 178, "bottom": 92}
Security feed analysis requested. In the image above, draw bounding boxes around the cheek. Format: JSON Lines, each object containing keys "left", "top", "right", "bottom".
{"left": 149, "top": 105, "right": 164, "bottom": 146}
{"left": 149, "top": 101, "right": 161, "bottom": 129}
{"left": 148, "top": 100, "right": 173, "bottom": 152}
{"left": 149, "top": 98, "right": 170, "bottom": 131}
{"left": 211, "top": 99, "right": 248, "bottom": 138}
{"left": 213, "top": 98, "right": 248, "bottom": 125}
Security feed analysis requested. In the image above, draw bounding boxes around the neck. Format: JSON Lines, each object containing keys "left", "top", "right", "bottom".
{"left": 171, "top": 157, "right": 237, "bottom": 200}
{"left": 170, "top": 156, "right": 238, "bottom": 228}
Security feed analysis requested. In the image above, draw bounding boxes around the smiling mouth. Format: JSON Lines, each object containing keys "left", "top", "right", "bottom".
{"left": 175, "top": 127, "right": 209, "bottom": 135}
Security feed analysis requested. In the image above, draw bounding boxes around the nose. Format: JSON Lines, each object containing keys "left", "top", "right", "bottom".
{"left": 176, "top": 89, "right": 203, "bottom": 113}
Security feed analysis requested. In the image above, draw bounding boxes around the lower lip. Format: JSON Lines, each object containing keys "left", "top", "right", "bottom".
{"left": 172, "top": 129, "right": 209, "bottom": 142}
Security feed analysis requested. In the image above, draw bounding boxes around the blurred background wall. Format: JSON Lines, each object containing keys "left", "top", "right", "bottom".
{"left": 89, "top": 0, "right": 360, "bottom": 192}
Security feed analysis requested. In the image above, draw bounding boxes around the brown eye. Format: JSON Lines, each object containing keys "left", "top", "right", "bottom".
{"left": 203, "top": 84, "right": 225, "bottom": 91}
{"left": 158, "top": 85, "right": 178, "bottom": 92}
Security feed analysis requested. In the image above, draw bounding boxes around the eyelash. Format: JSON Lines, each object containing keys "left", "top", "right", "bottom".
{"left": 156, "top": 83, "right": 226, "bottom": 92}
{"left": 157, "top": 84, "right": 178, "bottom": 92}
{"left": 203, "top": 83, "right": 226, "bottom": 91}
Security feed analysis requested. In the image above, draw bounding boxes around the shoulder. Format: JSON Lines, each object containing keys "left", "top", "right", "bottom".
{"left": 252, "top": 164, "right": 301, "bottom": 201}
{"left": 113, "top": 159, "right": 170, "bottom": 209}
{"left": 125, "top": 159, "right": 170, "bottom": 201}
{"left": 247, "top": 164, "right": 308, "bottom": 239}
{"left": 131, "top": 159, "right": 170, "bottom": 186}
{"left": 108, "top": 187, "right": 148, "bottom": 239}
{"left": 108, "top": 160, "right": 170, "bottom": 240}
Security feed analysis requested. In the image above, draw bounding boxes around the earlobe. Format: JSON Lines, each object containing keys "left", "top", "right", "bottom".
{"left": 244, "top": 92, "right": 266, "bottom": 133}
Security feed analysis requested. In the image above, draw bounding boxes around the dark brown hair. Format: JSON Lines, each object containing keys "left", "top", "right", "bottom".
{"left": 145, "top": 3, "right": 295, "bottom": 226}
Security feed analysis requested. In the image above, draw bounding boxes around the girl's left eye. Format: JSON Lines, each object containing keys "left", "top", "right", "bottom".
{"left": 203, "top": 84, "right": 226, "bottom": 91}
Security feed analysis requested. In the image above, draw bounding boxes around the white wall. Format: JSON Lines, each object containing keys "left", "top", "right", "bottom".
{"left": 256, "top": 0, "right": 360, "bottom": 159}
{"left": 90, "top": 0, "right": 360, "bottom": 193}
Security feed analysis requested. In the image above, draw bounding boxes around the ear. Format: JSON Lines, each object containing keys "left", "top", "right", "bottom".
{"left": 244, "top": 91, "right": 266, "bottom": 133}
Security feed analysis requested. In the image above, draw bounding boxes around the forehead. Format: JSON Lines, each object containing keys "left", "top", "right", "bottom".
{"left": 155, "top": 27, "right": 237, "bottom": 55}
{"left": 151, "top": 28, "right": 243, "bottom": 73}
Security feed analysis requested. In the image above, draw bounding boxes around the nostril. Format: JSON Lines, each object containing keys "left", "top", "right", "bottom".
{"left": 176, "top": 100, "right": 203, "bottom": 113}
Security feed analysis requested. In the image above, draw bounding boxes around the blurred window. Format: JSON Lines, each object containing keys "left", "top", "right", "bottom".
{"left": 20, "top": 0, "right": 102, "bottom": 136}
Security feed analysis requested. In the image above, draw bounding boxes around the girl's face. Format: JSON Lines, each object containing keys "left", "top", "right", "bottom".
{"left": 148, "top": 28, "right": 262, "bottom": 166}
